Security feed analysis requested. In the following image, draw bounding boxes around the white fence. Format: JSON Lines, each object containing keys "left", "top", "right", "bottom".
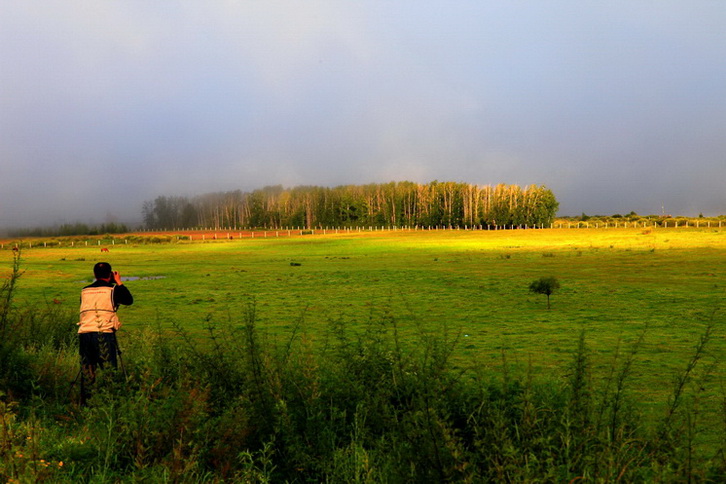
{"left": 552, "top": 220, "right": 723, "bottom": 229}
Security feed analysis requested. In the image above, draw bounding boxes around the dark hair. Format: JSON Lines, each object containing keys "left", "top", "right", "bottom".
{"left": 93, "top": 262, "right": 113, "bottom": 280}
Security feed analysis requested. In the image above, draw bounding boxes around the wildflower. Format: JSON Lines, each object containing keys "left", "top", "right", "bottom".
{"left": 59, "top": 461, "right": 64, "bottom": 467}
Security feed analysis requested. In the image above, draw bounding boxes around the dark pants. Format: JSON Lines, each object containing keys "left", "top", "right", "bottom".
{"left": 77, "top": 332, "right": 119, "bottom": 404}
{"left": 78, "top": 332, "right": 118, "bottom": 369}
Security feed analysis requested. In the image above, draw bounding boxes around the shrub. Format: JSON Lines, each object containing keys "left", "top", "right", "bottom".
{"left": 529, "top": 276, "right": 560, "bottom": 309}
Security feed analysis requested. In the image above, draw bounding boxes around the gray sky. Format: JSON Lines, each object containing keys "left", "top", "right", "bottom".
{"left": 2, "top": 1, "right": 725, "bottom": 228}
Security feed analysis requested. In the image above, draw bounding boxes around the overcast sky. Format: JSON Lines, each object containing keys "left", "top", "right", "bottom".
{"left": 1, "top": 1, "right": 725, "bottom": 228}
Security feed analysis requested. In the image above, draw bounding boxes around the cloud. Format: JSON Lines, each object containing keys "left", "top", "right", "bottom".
{"left": 1, "top": 1, "right": 725, "bottom": 228}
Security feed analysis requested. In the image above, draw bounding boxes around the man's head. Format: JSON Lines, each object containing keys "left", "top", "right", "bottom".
{"left": 94, "top": 262, "right": 113, "bottom": 280}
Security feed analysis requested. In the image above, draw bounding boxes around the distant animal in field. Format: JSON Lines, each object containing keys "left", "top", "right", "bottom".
{"left": 12, "top": 247, "right": 19, "bottom": 252}
{"left": 101, "top": 247, "right": 110, "bottom": 253}
{"left": 52, "top": 298, "right": 62, "bottom": 305}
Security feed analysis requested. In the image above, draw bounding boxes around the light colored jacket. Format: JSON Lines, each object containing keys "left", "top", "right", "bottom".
{"left": 78, "top": 286, "right": 121, "bottom": 333}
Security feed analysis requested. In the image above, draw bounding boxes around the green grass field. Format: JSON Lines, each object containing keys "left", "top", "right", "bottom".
{"left": 2, "top": 227, "right": 726, "bottom": 481}
{"left": 4, "top": 227, "right": 724, "bottom": 409}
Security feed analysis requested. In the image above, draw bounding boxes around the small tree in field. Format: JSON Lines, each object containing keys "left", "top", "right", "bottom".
{"left": 529, "top": 276, "right": 560, "bottom": 309}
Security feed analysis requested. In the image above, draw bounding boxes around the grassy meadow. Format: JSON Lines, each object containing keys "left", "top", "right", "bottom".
{"left": 6, "top": 227, "right": 725, "bottom": 401}
{"left": 1, "top": 226, "right": 725, "bottom": 481}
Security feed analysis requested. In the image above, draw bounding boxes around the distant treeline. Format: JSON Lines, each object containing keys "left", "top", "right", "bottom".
{"left": 6, "top": 222, "right": 129, "bottom": 238}
{"left": 142, "top": 181, "right": 559, "bottom": 230}
{"left": 558, "top": 211, "right": 726, "bottom": 224}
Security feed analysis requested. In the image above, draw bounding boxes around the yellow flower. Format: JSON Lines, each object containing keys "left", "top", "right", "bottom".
{"left": 59, "top": 461, "right": 64, "bottom": 467}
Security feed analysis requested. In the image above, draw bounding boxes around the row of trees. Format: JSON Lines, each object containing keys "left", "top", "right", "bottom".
{"left": 142, "top": 181, "right": 559, "bottom": 230}
{"left": 6, "top": 222, "right": 130, "bottom": 238}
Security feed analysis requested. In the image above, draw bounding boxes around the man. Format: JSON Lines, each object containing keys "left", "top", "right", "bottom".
{"left": 78, "top": 262, "right": 133, "bottom": 385}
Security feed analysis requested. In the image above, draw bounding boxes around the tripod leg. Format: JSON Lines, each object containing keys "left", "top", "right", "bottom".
{"left": 67, "top": 367, "right": 82, "bottom": 403}
{"left": 117, "top": 351, "right": 128, "bottom": 380}
{"left": 79, "top": 364, "right": 96, "bottom": 406}
{"left": 79, "top": 368, "right": 86, "bottom": 406}
{"left": 112, "top": 331, "right": 128, "bottom": 380}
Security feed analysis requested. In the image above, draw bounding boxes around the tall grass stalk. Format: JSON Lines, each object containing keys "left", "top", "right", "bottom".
{"left": 0, "top": 251, "right": 22, "bottom": 339}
